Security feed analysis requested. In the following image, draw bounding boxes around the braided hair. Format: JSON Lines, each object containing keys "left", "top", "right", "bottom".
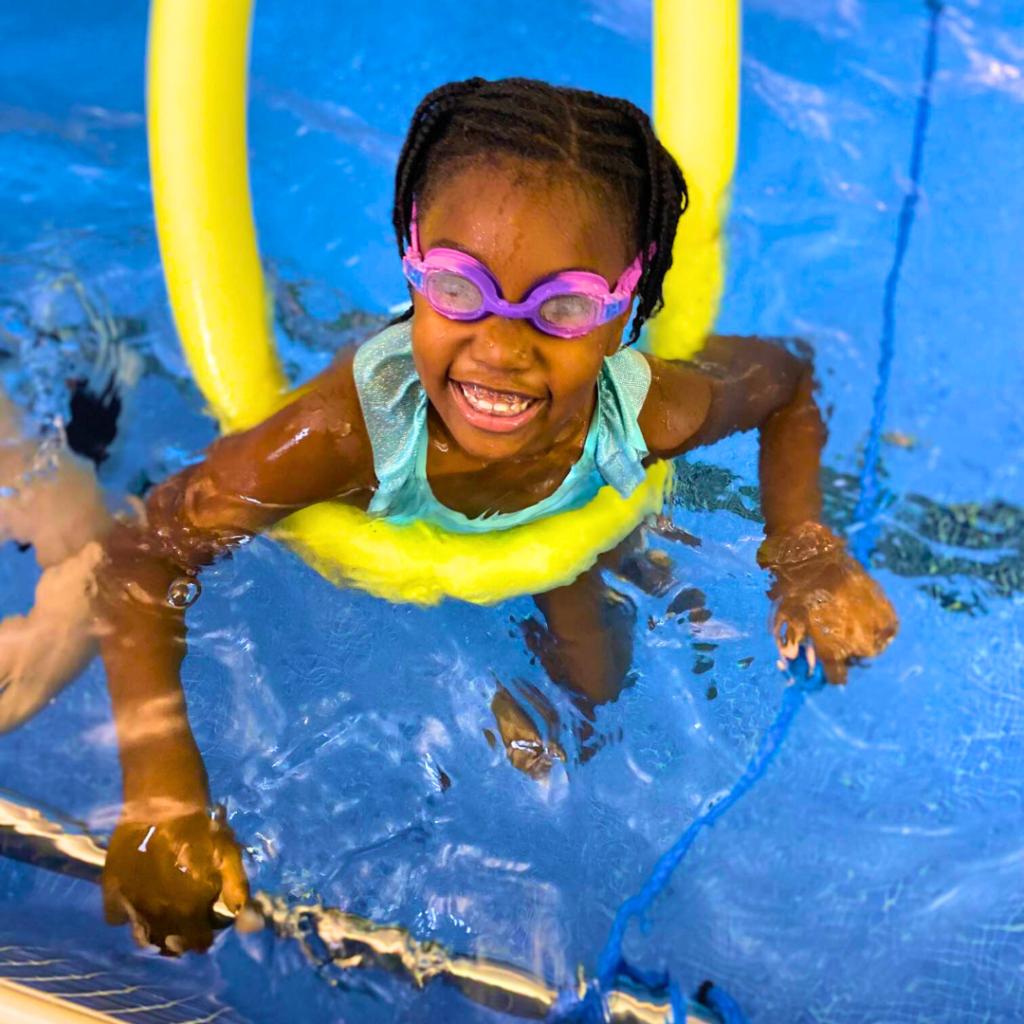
{"left": 391, "top": 77, "right": 688, "bottom": 345}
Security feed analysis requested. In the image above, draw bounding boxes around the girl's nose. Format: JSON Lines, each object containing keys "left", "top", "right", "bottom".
{"left": 470, "top": 317, "right": 534, "bottom": 371}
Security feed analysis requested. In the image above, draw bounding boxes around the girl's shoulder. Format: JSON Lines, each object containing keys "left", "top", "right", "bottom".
{"left": 636, "top": 352, "right": 713, "bottom": 459}
{"left": 284, "top": 343, "right": 371, "bottom": 458}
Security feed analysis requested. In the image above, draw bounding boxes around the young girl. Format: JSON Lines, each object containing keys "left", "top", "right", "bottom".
{"left": 96, "top": 78, "right": 897, "bottom": 954}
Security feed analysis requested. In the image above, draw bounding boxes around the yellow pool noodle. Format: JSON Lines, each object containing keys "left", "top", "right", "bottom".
{"left": 649, "top": 0, "right": 741, "bottom": 361}
{"left": 146, "top": 0, "right": 738, "bottom": 605}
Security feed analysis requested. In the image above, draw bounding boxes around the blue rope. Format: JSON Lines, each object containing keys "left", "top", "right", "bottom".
{"left": 851, "top": 0, "right": 943, "bottom": 565}
{"left": 550, "top": 6, "right": 943, "bottom": 1022}
{"left": 595, "top": 666, "right": 821, "bottom": 991}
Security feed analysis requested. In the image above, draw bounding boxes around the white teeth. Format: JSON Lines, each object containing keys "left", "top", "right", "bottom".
{"left": 459, "top": 383, "right": 534, "bottom": 418}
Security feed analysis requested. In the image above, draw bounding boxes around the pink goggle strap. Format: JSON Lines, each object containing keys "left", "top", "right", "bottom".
{"left": 618, "top": 252, "right": 644, "bottom": 295}
{"left": 407, "top": 200, "right": 422, "bottom": 259}
{"left": 618, "top": 242, "right": 658, "bottom": 294}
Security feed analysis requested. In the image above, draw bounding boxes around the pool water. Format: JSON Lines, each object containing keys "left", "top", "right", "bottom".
{"left": 2, "top": 1, "right": 1024, "bottom": 1021}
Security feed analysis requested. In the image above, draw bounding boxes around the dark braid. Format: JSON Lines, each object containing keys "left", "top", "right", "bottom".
{"left": 391, "top": 78, "right": 688, "bottom": 345}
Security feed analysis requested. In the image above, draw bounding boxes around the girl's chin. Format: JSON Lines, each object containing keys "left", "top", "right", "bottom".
{"left": 447, "top": 421, "right": 535, "bottom": 460}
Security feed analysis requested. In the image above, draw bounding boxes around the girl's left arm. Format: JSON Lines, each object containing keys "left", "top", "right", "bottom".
{"left": 640, "top": 336, "right": 897, "bottom": 683}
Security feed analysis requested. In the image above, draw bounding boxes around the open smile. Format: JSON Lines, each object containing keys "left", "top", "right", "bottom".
{"left": 449, "top": 379, "right": 545, "bottom": 434}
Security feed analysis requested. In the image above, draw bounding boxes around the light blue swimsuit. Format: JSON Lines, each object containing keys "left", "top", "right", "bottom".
{"left": 352, "top": 320, "right": 652, "bottom": 533}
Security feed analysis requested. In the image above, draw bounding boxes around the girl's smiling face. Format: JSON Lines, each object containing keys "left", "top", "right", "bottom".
{"left": 410, "top": 159, "right": 635, "bottom": 462}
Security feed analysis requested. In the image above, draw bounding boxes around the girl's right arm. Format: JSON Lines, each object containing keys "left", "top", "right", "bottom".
{"left": 96, "top": 351, "right": 375, "bottom": 952}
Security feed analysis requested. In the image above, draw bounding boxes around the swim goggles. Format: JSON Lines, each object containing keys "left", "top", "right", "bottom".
{"left": 402, "top": 202, "right": 647, "bottom": 339}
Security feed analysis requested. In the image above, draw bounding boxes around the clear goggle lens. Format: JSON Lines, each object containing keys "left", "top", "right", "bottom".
{"left": 424, "top": 271, "right": 483, "bottom": 315}
{"left": 537, "top": 293, "right": 601, "bottom": 331}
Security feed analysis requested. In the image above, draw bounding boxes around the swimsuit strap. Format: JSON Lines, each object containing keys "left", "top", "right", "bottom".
{"left": 352, "top": 320, "right": 426, "bottom": 514}
{"left": 597, "top": 345, "right": 653, "bottom": 496}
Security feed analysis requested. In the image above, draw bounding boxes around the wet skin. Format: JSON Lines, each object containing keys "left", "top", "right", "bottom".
{"left": 90, "top": 156, "right": 896, "bottom": 952}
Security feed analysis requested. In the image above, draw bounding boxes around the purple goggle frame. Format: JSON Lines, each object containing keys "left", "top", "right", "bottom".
{"left": 402, "top": 202, "right": 649, "bottom": 339}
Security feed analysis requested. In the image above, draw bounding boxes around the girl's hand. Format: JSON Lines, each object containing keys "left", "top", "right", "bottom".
{"left": 758, "top": 523, "right": 898, "bottom": 684}
{"left": 103, "top": 806, "right": 248, "bottom": 955}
